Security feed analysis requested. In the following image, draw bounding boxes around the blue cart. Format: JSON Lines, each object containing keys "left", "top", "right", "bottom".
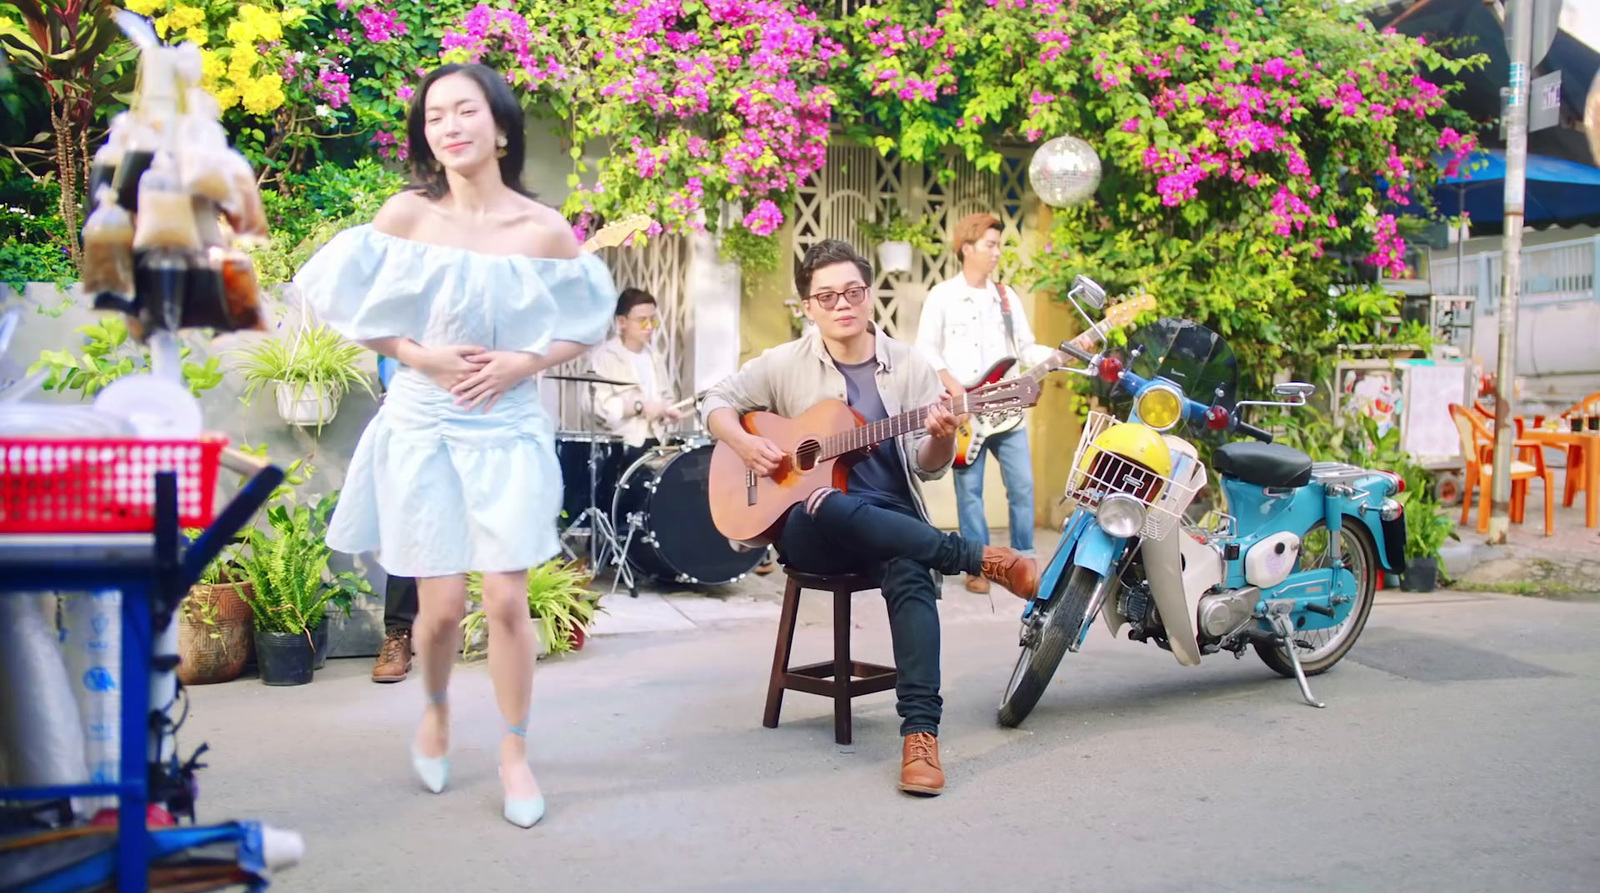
{"left": 0, "top": 448, "right": 300, "bottom": 892}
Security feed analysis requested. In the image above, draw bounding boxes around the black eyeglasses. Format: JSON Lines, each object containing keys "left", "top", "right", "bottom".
{"left": 808, "top": 286, "right": 870, "bottom": 310}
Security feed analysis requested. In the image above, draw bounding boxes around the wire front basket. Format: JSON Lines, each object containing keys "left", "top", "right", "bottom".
{"left": 1064, "top": 411, "right": 1202, "bottom": 541}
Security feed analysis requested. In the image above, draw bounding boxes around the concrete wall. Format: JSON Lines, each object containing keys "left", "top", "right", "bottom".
{"left": 2, "top": 282, "right": 389, "bottom": 658}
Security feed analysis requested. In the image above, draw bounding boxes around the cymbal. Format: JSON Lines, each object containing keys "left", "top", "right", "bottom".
{"left": 546, "top": 372, "right": 631, "bottom": 386}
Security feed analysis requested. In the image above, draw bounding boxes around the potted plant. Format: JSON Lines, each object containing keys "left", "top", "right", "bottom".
{"left": 1401, "top": 493, "right": 1457, "bottom": 593}
{"left": 176, "top": 534, "right": 254, "bottom": 686}
{"left": 460, "top": 559, "right": 604, "bottom": 660}
{"left": 236, "top": 491, "right": 372, "bottom": 684}
{"left": 859, "top": 207, "right": 940, "bottom": 274}
{"left": 234, "top": 321, "right": 373, "bottom": 428}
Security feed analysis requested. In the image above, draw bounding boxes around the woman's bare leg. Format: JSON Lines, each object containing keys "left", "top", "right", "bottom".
{"left": 481, "top": 569, "right": 540, "bottom": 800}
{"left": 413, "top": 574, "right": 468, "bottom": 759}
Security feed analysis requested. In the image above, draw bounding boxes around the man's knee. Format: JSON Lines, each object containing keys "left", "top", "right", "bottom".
{"left": 881, "top": 557, "right": 938, "bottom": 606}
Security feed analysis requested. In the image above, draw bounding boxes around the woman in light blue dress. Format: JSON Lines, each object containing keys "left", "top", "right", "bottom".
{"left": 293, "top": 63, "right": 616, "bottom": 828}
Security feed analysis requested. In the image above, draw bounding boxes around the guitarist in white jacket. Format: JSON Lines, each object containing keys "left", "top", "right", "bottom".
{"left": 915, "top": 212, "right": 1059, "bottom": 594}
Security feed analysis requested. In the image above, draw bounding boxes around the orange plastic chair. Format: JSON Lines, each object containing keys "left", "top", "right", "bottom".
{"left": 1449, "top": 403, "right": 1554, "bottom": 535}
{"left": 1558, "top": 392, "right": 1599, "bottom": 509}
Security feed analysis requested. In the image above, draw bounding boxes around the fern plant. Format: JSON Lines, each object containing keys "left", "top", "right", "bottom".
{"left": 460, "top": 559, "right": 603, "bottom": 660}
{"left": 236, "top": 490, "right": 371, "bottom": 636}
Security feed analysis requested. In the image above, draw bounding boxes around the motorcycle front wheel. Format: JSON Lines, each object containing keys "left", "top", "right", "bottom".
{"left": 998, "top": 565, "right": 1102, "bottom": 728}
{"left": 1254, "top": 519, "right": 1379, "bottom": 678}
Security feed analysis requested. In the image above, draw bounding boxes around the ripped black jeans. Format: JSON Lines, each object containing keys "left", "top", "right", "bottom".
{"left": 775, "top": 492, "right": 984, "bottom": 737}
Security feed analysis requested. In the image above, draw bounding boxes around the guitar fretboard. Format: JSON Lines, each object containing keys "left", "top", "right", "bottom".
{"left": 820, "top": 393, "right": 975, "bottom": 460}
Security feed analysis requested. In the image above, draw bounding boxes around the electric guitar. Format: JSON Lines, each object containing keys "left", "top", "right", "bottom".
{"left": 707, "top": 371, "right": 1056, "bottom": 547}
{"left": 952, "top": 293, "right": 1156, "bottom": 468}
{"left": 582, "top": 213, "right": 654, "bottom": 253}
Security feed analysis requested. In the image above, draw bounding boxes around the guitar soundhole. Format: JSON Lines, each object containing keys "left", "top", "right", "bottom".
{"left": 795, "top": 439, "right": 821, "bottom": 472}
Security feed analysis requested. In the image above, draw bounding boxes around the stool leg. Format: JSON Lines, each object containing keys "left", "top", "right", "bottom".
{"left": 833, "top": 587, "right": 852, "bottom": 746}
{"left": 764, "top": 578, "right": 802, "bottom": 730}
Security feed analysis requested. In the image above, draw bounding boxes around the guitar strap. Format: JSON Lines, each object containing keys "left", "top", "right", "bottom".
{"left": 994, "top": 280, "right": 1019, "bottom": 362}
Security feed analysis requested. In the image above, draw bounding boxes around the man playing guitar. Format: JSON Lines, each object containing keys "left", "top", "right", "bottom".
{"left": 915, "top": 212, "right": 1062, "bottom": 594}
{"left": 701, "top": 239, "right": 1041, "bottom": 797}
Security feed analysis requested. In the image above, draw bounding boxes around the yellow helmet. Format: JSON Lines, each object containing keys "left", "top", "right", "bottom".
{"left": 1081, "top": 422, "right": 1174, "bottom": 479}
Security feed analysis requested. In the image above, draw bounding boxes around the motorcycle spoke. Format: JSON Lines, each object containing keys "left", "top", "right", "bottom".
{"left": 1291, "top": 525, "right": 1371, "bottom": 663}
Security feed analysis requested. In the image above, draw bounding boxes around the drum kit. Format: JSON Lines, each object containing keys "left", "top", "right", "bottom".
{"left": 547, "top": 372, "right": 767, "bottom": 597}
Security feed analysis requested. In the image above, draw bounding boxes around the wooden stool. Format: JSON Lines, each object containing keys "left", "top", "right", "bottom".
{"left": 762, "top": 569, "right": 897, "bottom": 745}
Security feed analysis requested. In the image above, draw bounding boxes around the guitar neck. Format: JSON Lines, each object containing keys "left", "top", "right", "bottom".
{"left": 820, "top": 392, "right": 978, "bottom": 460}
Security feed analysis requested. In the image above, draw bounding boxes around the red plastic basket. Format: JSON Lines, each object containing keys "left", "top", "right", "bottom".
{"left": 0, "top": 436, "right": 227, "bottom": 534}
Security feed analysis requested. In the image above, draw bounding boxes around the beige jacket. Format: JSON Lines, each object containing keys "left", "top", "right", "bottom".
{"left": 699, "top": 325, "right": 951, "bottom": 524}
{"left": 589, "top": 337, "right": 673, "bottom": 447}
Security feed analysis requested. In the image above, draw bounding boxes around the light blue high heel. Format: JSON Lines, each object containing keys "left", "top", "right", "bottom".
{"left": 500, "top": 717, "right": 545, "bottom": 828}
{"left": 411, "top": 689, "right": 449, "bottom": 794}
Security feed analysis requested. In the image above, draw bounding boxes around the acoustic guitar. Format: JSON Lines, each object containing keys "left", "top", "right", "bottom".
{"left": 707, "top": 369, "right": 1053, "bottom": 547}
{"left": 952, "top": 293, "right": 1156, "bottom": 468}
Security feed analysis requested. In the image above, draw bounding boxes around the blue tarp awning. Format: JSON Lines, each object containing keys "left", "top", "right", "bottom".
{"left": 1434, "top": 149, "right": 1600, "bottom": 224}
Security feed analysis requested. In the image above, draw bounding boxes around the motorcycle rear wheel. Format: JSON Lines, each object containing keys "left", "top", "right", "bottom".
{"left": 1254, "top": 520, "right": 1379, "bottom": 678}
{"left": 998, "top": 565, "right": 1101, "bottom": 728}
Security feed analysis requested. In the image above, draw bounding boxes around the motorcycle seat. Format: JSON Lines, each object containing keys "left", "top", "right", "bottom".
{"left": 1213, "top": 441, "right": 1313, "bottom": 489}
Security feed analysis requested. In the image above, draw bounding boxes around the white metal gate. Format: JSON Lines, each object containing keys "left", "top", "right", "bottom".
{"left": 791, "top": 143, "right": 1031, "bottom": 339}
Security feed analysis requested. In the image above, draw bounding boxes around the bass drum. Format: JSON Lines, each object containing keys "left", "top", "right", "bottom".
{"left": 611, "top": 443, "right": 765, "bottom": 585}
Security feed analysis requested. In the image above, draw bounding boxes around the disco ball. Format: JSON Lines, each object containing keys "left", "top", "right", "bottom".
{"left": 1029, "top": 135, "right": 1103, "bottom": 209}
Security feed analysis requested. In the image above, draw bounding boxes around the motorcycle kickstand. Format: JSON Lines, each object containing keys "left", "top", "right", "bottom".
{"left": 1266, "top": 605, "right": 1325, "bottom": 709}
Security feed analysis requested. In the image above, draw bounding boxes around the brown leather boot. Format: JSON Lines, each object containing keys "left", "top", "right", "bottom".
{"left": 372, "top": 628, "right": 412, "bottom": 683}
{"left": 964, "top": 574, "right": 990, "bottom": 594}
{"left": 900, "top": 732, "right": 944, "bottom": 796}
{"left": 981, "top": 547, "right": 1039, "bottom": 599}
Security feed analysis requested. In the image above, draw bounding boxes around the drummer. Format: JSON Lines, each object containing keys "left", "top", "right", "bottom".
{"left": 590, "top": 287, "right": 683, "bottom": 450}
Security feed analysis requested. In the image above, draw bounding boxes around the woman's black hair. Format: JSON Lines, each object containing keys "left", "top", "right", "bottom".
{"left": 405, "top": 63, "right": 534, "bottom": 200}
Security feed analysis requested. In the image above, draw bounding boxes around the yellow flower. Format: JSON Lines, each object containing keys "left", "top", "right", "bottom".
{"left": 227, "top": 44, "right": 261, "bottom": 83}
{"left": 239, "top": 73, "right": 285, "bottom": 116}
{"left": 123, "top": 0, "right": 167, "bottom": 16}
{"left": 185, "top": 26, "right": 208, "bottom": 47}
{"left": 212, "top": 85, "right": 240, "bottom": 111}
{"left": 200, "top": 48, "right": 226, "bottom": 84}
{"left": 227, "top": 5, "right": 283, "bottom": 44}
{"left": 165, "top": 4, "right": 205, "bottom": 31}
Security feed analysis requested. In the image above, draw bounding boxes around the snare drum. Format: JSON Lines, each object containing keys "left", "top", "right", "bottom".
{"left": 611, "top": 442, "right": 765, "bottom": 585}
{"left": 555, "top": 433, "right": 627, "bottom": 526}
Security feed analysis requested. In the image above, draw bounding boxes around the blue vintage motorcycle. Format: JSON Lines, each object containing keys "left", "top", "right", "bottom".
{"left": 997, "top": 277, "right": 1408, "bottom": 728}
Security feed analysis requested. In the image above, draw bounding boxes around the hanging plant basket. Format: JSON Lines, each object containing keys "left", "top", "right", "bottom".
{"left": 274, "top": 381, "right": 341, "bottom": 427}
{"left": 176, "top": 581, "right": 255, "bottom": 686}
{"left": 876, "top": 240, "right": 913, "bottom": 274}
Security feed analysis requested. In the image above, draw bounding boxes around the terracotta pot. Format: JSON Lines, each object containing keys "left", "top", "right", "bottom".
{"left": 176, "top": 581, "right": 255, "bottom": 686}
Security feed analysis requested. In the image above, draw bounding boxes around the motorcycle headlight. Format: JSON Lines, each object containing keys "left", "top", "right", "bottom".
{"left": 1135, "top": 385, "right": 1184, "bottom": 432}
{"left": 1095, "top": 493, "right": 1147, "bottom": 538}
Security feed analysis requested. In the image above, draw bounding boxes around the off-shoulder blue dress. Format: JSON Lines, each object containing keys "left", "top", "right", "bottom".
{"left": 293, "top": 224, "right": 617, "bottom": 577}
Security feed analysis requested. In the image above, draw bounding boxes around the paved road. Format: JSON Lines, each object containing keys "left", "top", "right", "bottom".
{"left": 187, "top": 590, "right": 1600, "bottom": 893}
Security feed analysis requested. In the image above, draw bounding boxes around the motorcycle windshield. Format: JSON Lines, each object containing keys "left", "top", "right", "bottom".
{"left": 1119, "top": 317, "right": 1240, "bottom": 412}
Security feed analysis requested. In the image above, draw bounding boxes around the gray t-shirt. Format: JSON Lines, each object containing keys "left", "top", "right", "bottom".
{"left": 833, "top": 358, "right": 916, "bottom": 515}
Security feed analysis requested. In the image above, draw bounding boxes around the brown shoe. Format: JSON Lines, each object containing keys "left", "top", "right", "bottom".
{"left": 372, "top": 629, "right": 412, "bottom": 683}
{"left": 981, "top": 547, "right": 1039, "bottom": 599}
{"left": 899, "top": 732, "right": 945, "bottom": 796}
{"left": 754, "top": 557, "right": 777, "bottom": 575}
{"left": 964, "top": 574, "right": 990, "bottom": 594}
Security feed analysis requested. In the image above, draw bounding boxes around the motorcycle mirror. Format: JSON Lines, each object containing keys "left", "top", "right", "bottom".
{"left": 1274, "top": 382, "right": 1315, "bottom": 402}
{"left": 1071, "top": 275, "right": 1107, "bottom": 309}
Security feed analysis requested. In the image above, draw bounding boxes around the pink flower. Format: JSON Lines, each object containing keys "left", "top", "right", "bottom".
{"left": 1120, "top": 117, "right": 1140, "bottom": 133}
{"left": 356, "top": 4, "right": 408, "bottom": 44}
{"left": 742, "top": 199, "right": 784, "bottom": 236}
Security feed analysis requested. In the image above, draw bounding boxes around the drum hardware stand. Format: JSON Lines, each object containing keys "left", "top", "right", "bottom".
{"left": 609, "top": 510, "right": 645, "bottom": 599}
{"left": 560, "top": 438, "right": 622, "bottom": 574}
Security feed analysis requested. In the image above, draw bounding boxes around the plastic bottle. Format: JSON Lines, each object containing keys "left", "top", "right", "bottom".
{"left": 59, "top": 589, "right": 123, "bottom": 817}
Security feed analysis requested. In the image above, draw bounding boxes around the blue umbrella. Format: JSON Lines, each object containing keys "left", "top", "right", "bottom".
{"left": 1434, "top": 149, "right": 1600, "bottom": 224}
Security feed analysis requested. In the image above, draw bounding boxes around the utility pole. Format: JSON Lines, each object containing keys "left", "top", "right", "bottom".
{"left": 1488, "top": 0, "right": 1534, "bottom": 546}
